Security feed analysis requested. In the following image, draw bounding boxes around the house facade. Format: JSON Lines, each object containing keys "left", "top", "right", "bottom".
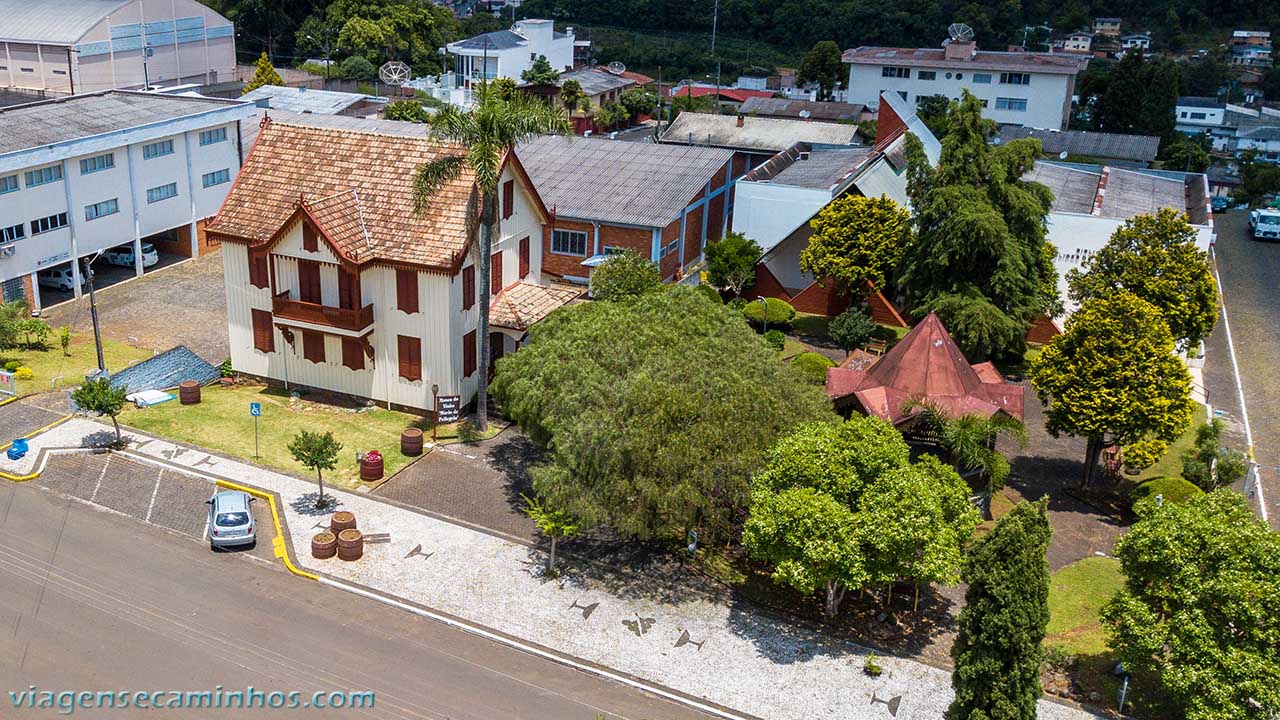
{"left": 1062, "top": 32, "right": 1094, "bottom": 53}
{"left": 0, "top": 90, "right": 254, "bottom": 309}
{"left": 446, "top": 19, "right": 574, "bottom": 93}
{"left": 207, "top": 119, "right": 579, "bottom": 413}
{"left": 843, "top": 32, "right": 1089, "bottom": 130}
{"left": 1092, "top": 18, "right": 1122, "bottom": 37}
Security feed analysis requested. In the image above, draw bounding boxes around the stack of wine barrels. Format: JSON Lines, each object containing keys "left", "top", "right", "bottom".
{"left": 311, "top": 532, "right": 337, "bottom": 559}
{"left": 178, "top": 381, "right": 201, "bottom": 405}
{"left": 330, "top": 511, "right": 356, "bottom": 534}
{"left": 336, "top": 529, "right": 363, "bottom": 561}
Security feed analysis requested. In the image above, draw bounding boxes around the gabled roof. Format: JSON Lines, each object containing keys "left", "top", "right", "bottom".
{"left": 490, "top": 282, "right": 583, "bottom": 330}
{"left": 517, "top": 135, "right": 733, "bottom": 228}
{"left": 207, "top": 120, "right": 483, "bottom": 271}
{"left": 0, "top": 0, "right": 129, "bottom": 44}
{"left": 826, "top": 313, "right": 1024, "bottom": 424}
{"left": 659, "top": 113, "right": 861, "bottom": 153}
{"left": 449, "top": 29, "right": 526, "bottom": 51}
{"left": 738, "top": 96, "right": 866, "bottom": 122}
{"left": 557, "top": 66, "right": 635, "bottom": 96}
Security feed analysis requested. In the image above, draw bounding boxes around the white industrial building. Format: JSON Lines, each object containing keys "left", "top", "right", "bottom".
{"left": 0, "top": 91, "right": 255, "bottom": 309}
{"left": 843, "top": 26, "right": 1088, "bottom": 130}
{"left": 0, "top": 0, "right": 235, "bottom": 95}
{"left": 445, "top": 19, "right": 574, "bottom": 95}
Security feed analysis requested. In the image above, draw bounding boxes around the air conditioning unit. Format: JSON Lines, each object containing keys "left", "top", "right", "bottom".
{"left": 0, "top": 245, "right": 15, "bottom": 258}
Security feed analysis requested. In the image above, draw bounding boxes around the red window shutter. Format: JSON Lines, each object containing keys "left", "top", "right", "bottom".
{"left": 249, "top": 251, "right": 269, "bottom": 289}
{"left": 462, "top": 265, "right": 475, "bottom": 310}
{"left": 491, "top": 251, "right": 503, "bottom": 296}
{"left": 251, "top": 309, "right": 274, "bottom": 352}
{"left": 519, "top": 236, "right": 530, "bottom": 279}
{"left": 463, "top": 329, "right": 477, "bottom": 377}
{"left": 341, "top": 337, "right": 365, "bottom": 371}
{"left": 337, "top": 268, "right": 356, "bottom": 310}
{"left": 302, "top": 330, "right": 325, "bottom": 363}
{"left": 396, "top": 268, "right": 419, "bottom": 313}
{"left": 398, "top": 335, "right": 422, "bottom": 381}
{"left": 502, "top": 180, "right": 514, "bottom": 220}
{"left": 302, "top": 221, "right": 318, "bottom": 252}
{"left": 298, "top": 260, "right": 321, "bottom": 304}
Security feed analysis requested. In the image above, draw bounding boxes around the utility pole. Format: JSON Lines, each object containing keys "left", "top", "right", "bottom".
{"left": 82, "top": 257, "right": 105, "bottom": 376}
{"left": 711, "top": 0, "right": 721, "bottom": 110}
{"left": 141, "top": 42, "right": 152, "bottom": 90}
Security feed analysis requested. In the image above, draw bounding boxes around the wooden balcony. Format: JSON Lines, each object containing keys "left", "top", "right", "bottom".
{"left": 272, "top": 290, "right": 374, "bottom": 333}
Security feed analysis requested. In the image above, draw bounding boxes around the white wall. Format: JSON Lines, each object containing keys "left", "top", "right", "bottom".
{"left": 732, "top": 181, "right": 829, "bottom": 254}
{"left": 847, "top": 64, "right": 1075, "bottom": 129}
{"left": 1175, "top": 105, "right": 1224, "bottom": 128}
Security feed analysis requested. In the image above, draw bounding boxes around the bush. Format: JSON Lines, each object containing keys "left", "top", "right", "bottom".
{"left": 791, "top": 352, "right": 835, "bottom": 384}
{"left": 340, "top": 56, "right": 377, "bottom": 81}
{"left": 3, "top": 360, "right": 19, "bottom": 372}
{"left": 588, "top": 250, "right": 660, "bottom": 301}
{"left": 694, "top": 283, "right": 723, "bottom": 305}
{"left": 219, "top": 359, "right": 234, "bottom": 378}
{"left": 727, "top": 297, "right": 747, "bottom": 311}
{"left": 741, "top": 297, "right": 796, "bottom": 327}
{"left": 1182, "top": 418, "right": 1247, "bottom": 490}
{"left": 384, "top": 100, "right": 430, "bottom": 123}
{"left": 1131, "top": 475, "right": 1203, "bottom": 512}
{"left": 828, "top": 308, "right": 877, "bottom": 351}
{"left": 764, "top": 329, "right": 785, "bottom": 351}
{"left": 863, "top": 653, "right": 883, "bottom": 677}
{"left": 13, "top": 366, "right": 33, "bottom": 380}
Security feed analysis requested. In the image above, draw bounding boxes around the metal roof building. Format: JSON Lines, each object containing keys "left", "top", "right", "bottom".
{"left": 658, "top": 113, "right": 862, "bottom": 155}
{"left": 239, "top": 85, "right": 388, "bottom": 117}
{"left": 0, "top": 0, "right": 235, "bottom": 95}
{"left": 997, "top": 125, "right": 1161, "bottom": 164}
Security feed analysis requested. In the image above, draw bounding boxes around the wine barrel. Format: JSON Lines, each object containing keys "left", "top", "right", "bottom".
{"left": 401, "top": 428, "right": 424, "bottom": 456}
{"left": 330, "top": 511, "right": 356, "bottom": 533}
{"left": 178, "top": 380, "right": 201, "bottom": 405}
{"left": 360, "top": 454, "right": 384, "bottom": 481}
{"left": 311, "top": 531, "right": 337, "bottom": 559}
{"left": 336, "top": 529, "right": 363, "bottom": 561}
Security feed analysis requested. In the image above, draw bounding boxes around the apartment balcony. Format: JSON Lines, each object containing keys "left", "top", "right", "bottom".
{"left": 272, "top": 290, "right": 374, "bottom": 335}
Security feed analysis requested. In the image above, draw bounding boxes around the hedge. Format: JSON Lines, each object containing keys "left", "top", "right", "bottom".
{"left": 1131, "top": 475, "right": 1203, "bottom": 511}
{"left": 791, "top": 352, "right": 835, "bottom": 384}
{"left": 741, "top": 297, "right": 796, "bottom": 326}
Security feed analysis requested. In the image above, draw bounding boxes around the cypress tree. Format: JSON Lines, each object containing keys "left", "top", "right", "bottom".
{"left": 948, "top": 499, "right": 1051, "bottom": 720}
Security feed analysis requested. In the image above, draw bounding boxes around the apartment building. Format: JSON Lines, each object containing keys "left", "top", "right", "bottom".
{"left": 0, "top": 90, "right": 254, "bottom": 308}
{"left": 445, "top": 19, "right": 574, "bottom": 92}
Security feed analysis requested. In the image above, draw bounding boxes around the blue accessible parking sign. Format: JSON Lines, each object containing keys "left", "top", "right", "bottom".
{"left": 249, "top": 402, "right": 261, "bottom": 417}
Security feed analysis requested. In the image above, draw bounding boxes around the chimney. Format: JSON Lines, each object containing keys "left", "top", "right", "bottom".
{"left": 736, "top": 114, "right": 745, "bottom": 128}
{"left": 943, "top": 39, "right": 977, "bottom": 61}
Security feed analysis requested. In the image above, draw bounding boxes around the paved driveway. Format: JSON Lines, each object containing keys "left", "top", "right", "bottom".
{"left": 0, "top": 398, "right": 64, "bottom": 443}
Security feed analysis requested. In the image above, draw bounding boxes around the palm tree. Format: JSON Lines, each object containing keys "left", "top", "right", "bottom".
{"left": 412, "top": 82, "right": 570, "bottom": 431}
{"left": 903, "top": 399, "right": 1028, "bottom": 496}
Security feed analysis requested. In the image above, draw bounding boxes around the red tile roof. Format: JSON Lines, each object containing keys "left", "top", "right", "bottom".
{"left": 673, "top": 86, "right": 777, "bottom": 103}
{"left": 826, "top": 312, "right": 1024, "bottom": 424}
{"left": 489, "top": 281, "right": 583, "bottom": 330}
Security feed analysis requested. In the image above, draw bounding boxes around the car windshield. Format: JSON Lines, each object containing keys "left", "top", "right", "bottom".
{"left": 1261, "top": 215, "right": 1280, "bottom": 225}
{"left": 215, "top": 511, "right": 250, "bottom": 527}
{"left": 141, "top": 243, "right": 155, "bottom": 252}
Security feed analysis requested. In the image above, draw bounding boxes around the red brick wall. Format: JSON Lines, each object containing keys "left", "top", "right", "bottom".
{"left": 659, "top": 220, "right": 681, "bottom": 280}
{"left": 542, "top": 218, "right": 653, "bottom": 279}
{"left": 745, "top": 265, "right": 909, "bottom": 324}
{"left": 683, "top": 202, "right": 706, "bottom": 266}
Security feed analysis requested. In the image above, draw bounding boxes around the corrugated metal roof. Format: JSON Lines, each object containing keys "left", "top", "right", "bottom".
{"left": 1177, "top": 96, "right": 1223, "bottom": 109}
{"left": 1024, "top": 162, "right": 1101, "bottom": 214}
{"left": 0, "top": 0, "right": 130, "bottom": 44}
{"left": 0, "top": 90, "right": 246, "bottom": 155}
{"left": 240, "top": 85, "right": 386, "bottom": 115}
{"left": 558, "top": 67, "right": 633, "bottom": 96}
{"left": 998, "top": 125, "right": 1160, "bottom": 163}
{"left": 842, "top": 45, "right": 1089, "bottom": 75}
{"left": 517, "top": 135, "right": 732, "bottom": 228}
{"left": 738, "top": 97, "right": 865, "bottom": 122}
{"left": 757, "top": 147, "right": 873, "bottom": 190}
{"left": 659, "top": 113, "right": 860, "bottom": 153}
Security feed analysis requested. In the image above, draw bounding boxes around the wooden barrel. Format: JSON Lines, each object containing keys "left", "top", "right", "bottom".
{"left": 178, "top": 380, "right": 201, "bottom": 405}
{"left": 401, "top": 428, "right": 424, "bottom": 456}
{"left": 336, "top": 529, "right": 363, "bottom": 561}
{"left": 360, "top": 454, "right": 384, "bottom": 481}
{"left": 330, "top": 511, "right": 356, "bottom": 533}
{"left": 311, "top": 531, "right": 337, "bottom": 559}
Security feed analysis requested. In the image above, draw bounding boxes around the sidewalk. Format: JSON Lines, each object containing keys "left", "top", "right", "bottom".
{"left": 2, "top": 418, "right": 1101, "bottom": 720}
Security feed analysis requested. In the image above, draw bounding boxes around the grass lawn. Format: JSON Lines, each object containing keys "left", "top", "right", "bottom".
{"left": 120, "top": 383, "right": 495, "bottom": 487}
{"left": 0, "top": 336, "right": 153, "bottom": 397}
{"left": 790, "top": 313, "right": 831, "bottom": 339}
{"left": 1046, "top": 556, "right": 1124, "bottom": 657}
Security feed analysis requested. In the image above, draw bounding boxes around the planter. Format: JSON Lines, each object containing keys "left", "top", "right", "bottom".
{"left": 330, "top": 510, "right": 356, "bottom": 533}
{"left": 336, "top": 528, "right": 363, "bottom": 561}
{"left": 178, "top": 380, "right": 201, "bottom": 405}
{"left": 401, "top": 428, "right": 424, "bottom": 456}
{"left": 311, "top": 531, "right": 337, "bottom": 559}
{"left": 360, "top": 451, "right": 384, "bottom": 481}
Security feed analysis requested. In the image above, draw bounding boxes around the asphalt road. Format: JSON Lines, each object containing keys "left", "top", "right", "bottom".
{"left": 1210, "top": 209, "right": 1280, "bottom": 528}
{"left": 0, "top": 470, "right": 712, "bottom": 720}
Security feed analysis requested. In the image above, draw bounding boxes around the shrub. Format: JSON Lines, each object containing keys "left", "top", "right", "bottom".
{"left": 694, "top": 283, "right": 723, "bottom": 305}
{"left": 1122, "top": 437, "right": 1166, "bottom": 472}
{"left": 4, "top": 360, "right": 19, "bottom": 372}
{"left": 791, "top": 352, "right": 835, "bottom": 384}
{"left": 828, "top": 308, "right": 877, "bottom": 351}
{"left": 219, "top": 359, "right": 234, "bottom": 378}
{"left": 741, "top": 297, "right": 796, "bottom": 327}
{"left": 384, "top": 100, "right": 430, "bottom": 123}
{"left": 341, "top": 55, "right": 377, "bottom": 81}
{"left": 863, "top": 653, "right": 883, "bottom": 677}
{"left": 588, "top": 250, "right": 660, "bottom": 301}
{"left": 764, "top": 329, "right": 785, "bottom": 351}
{"left": 1182, "top": 418, "right": 1247, "bottom": 490}
{"left": 13, "top": 366, "right": 33, "bottom": 380}
{"left": 727, "top": 297, "right": 747, "bottom": 311}
{"left": 1131, "top": 475, "right": 1203, "bottom": 512}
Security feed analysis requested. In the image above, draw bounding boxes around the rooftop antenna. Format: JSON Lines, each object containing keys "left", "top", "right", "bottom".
{"left": 606, "top": 61, "right": 626, "bottom": 75}
{"left": 947, "top": 23, "right": 975, "bottom": 43}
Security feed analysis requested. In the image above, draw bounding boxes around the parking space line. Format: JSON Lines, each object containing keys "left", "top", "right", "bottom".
{"left": 89, "top": 456, "right": 110, "bottom": 504}
{"left": 144, "top": 468, "right": 163, "bottom": 524}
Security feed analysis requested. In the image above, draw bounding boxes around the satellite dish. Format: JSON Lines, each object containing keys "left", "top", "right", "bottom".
{"left": 606, "top": 61, "right": 627, "bottom": 75}
{"left": 378, "top": 61, "right": 411, "bottom": 87}
{"left": 1059, "top": 150, "right": 1069, "bottom": 160}
{"left": 948, "top": 23, "right": 975, "bottom": 42}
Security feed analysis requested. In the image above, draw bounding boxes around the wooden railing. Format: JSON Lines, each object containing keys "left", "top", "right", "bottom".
{"left": 272, "top": 290, "right": 374, "bottom": 333}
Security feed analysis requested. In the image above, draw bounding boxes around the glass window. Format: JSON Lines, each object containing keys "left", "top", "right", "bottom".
{"left": 1, "top": 223, "right": 24, "bottom": 243}
{"left": 202, "top": 168, "right": 231, "bottom": 188}
{"left": 84, "top": 198, "right": 119, "bottom": 221}
{"left": 662, "top": 239, "right": 679, "bottom": 257}
{"left": 30, "top": 212, "right": 68, "bottom": 235}
{"left": 551, "top": 229, "right": 588, "bottom": 256}
{"left": 199, "top": 127, "right": 227, "bottom": 146}
{"left": 973, "top": 73, "right": 992, "bottom": 84}
{"left": 999, "top": 72, "right": 1031, "bottom": 85}
{"left": 917, "top": 70, "right": 936, "bottom": 81}
{"left": 1190, "top": 112, "right": 1206, "bottom": 120}
{"left": 146, "top": 182, "right": 179, "bottom": 203}
{"left": 143, "top": 139, "right": 174, "bottom": 159}
{"left": 881, "top": 66, "right": 910, "bottom": 78}
{"left": 215, "top": 511, "right": 250, "bottom": 527}
{"left": 24, "top": 165, "right": 63, "bottom": 188}
{"left": 0, "top": 175, "right": 17, "bottom": 194}
{"left": 995, "top": 97, "right": 1028, "bottom": 112}
{"left": 79, "top": 153, "right": 114, "bottom": 175}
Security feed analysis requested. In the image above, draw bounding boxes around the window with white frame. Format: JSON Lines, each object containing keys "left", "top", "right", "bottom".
{"left": 30, "top": 212, "right": 68, "bottom": 235}
{"left": 1, "top": 223, "right": 24, "bottom": 243}
{"left": 24, "top": 165, "right": 62, "bottom": 188}
{"left": 199, "top": 127, "right": 227, "bottom": 146}
{"left": 917, "top": 70, "right": 937, "bottom": 81}
{"left": 143, "top": 139, "right": 174, "bottom": 159}
{"left": 79, "top": 153, "right": 114, "bottom": 175}
{"left": 662, "top": 239, "right": 679, "bottom": 257}
{"left": 551, "top": 229, "right": 588, "bottom": 255}
{"left": 202, "top": 168, "right": 231, "bottom": 188}
{"left": 146, "top": 182, "right": 179, "bottom": 203}
{"left": 84, "top": 198, "right": 119, "bottom": 221}
{"left": 881, "top": 66, "right": 910, "bottom": 78}
{"left": 995, "top": 97, "right": 1028, "bottom": 111}
{"left": 999, "top": 72, "right": 1031, "bottom": 85}
{"left": 973, "top": 73, "right": 992, "bottom": 84}
{"left": 0, "top": 175, "right": 17, "bottom": 194}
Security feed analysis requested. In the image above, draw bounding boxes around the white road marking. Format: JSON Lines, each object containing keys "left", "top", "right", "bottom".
{"left": 89, "top": 456, "right": 109, "bottom": 503}
{"left": 144, "top": 468, "right": 163, "bottom": 523}
{"left": 1212, "top": 253, "right": 1267, "bottom": 523}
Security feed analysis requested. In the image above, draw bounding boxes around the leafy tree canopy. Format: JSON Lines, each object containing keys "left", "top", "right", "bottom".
{"left": 1103, "top": 490, "right": 1280, "bottom": 720}
{"left": 242, "top": 52, "right": 284, "bottom": 94}
{"left": 588, "top": 249, "right": 661, "bottom": 301}
{"left": 72, "top": 377, "right": 129, "bottom": 444}
{"left": 384, "top": 100, "right": 431, "bottom": 123}
{"left": 802, "top": 194, "right": 910, "bottom": 293}
{"left": 303, "top": 0, "right": 458, "bottom": 72}
{"left": 796, "top": 40, "right": 845, "bottom": 101}
{"left": 521, "top": 54, "right": 561, "bottom": 84}
{"left": 704, "top": 231, "right": 761, "bottom": 298}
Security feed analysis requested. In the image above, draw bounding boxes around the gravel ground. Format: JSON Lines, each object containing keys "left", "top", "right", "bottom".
{"left": 10, "top": 418, "right": 1103, "bottom": 720}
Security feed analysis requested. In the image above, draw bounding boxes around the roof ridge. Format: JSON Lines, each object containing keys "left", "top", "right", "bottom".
{"left": 268, "top": 119, "right": 466, "bottom": 150}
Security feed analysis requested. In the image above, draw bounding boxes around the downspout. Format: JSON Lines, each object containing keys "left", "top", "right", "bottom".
{"left": 66, "top": 47, "right": 75, "bottom": 95}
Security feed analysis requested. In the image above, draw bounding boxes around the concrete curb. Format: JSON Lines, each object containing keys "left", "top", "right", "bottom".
{"left": 214, "top": 477, "right": 320, "bottom": 582}
{"left": 0, "top": 414, "right": 76, "bottom": 480}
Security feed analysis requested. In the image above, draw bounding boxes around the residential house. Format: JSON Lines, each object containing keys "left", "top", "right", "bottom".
{"left": 1230, "top": 31, "right": 1273, "bottom": 76}
{"left": 445, "top": 19, "right": 575, "bottom": 92}
{"left": 1175, "top": 96, "right": 1227, "bottom": 132}
{"left": 1092, "top": 18, "right": 1122, "bottom": 37}
{"left": 206, "top": 118, "right": 580, "bottom": 413}
{"left": 0, "top": 0, "right": 235, "bottom": 94}
{"left": 1120, "top": 33, "right": 1151, "bottom": 52}
{"left": 518, "top": 65, "right": 649, "bottom": 133}
{"left": 737, "top": 97, "right": 868, "bottom": 123}
{"left": 671, "top": 84, "right": 778, "bottom": 113}
{"left": 997, "top": 125, "right": 1161, "bottom": 166}
{"left": 659, "top": 112, "right": 863, "bottom": 174}
{"left": 516, "top": 136, "right": 735, "bottom": 284}
{"left": 1061, "top": 32, "right": 1094, "bottom": 54}
{"left": 1175, "top": 97, "right": 1280, "bottom": 162}
{"left": 239, "top": 85, "right": 388, "bottom": 117}
{"left": 843, "top": 29, "right": 1089, "bottom": 130}
{"left": 0, "top": 90, "right": 255, "bottom": 309}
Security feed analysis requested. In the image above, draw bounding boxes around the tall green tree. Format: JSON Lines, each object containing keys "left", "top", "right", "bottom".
{"left": 588, "top": 249, "right": 661, "bottom": 301}
{"left": 898, "top": 91, "right": 1056, "bottom": 361}
{"left": 493, "top": 286, "right": 833, "bottom": 542}
{"left": 1095, "top": 51, "right": 1146, "bottom": 133}
{"left": 796, "top": 40, "right": 846, "bottom": 101}
{"left": 521, "top": 54, "right": 560, "bottom": 84}
{"left": 949, "top": 499, "right": 1051, "bottom": 720}
{"left": 560, "top": 79, "right": 587, "bottom": 114}
{"left": 288, "top": 430, "right": 342, "bottom": 508}
{"left": 412, "top": 83, "right": 569, "bottom": 431}
{"left": 1138, "top": 58, "right": 1182, "bottom": 144}
{"left": 801, "top": 194, "right": 910, "bottom": 293}
{"left": 242, "top": 52, "right": 284, "bottom": 94}
{"left": 1103, "top": 490, "right": 1280, "bottom": 720}
{"left": 1161, "top": 134, "right": 1211, "bottom": 172}
{"left": 704, "top": 231, "right": 761, "bottom": 298}
{"left": 71, "top": 377, "right": 129, "bottom": 445}
{"left": 1029, "top": 291, "right": 1194, "bottom": 488}
{"left": 1182, "top": 57, "right": 1230, "bottom": 97}
{"left": 1067, "top": 208, "right": 1217, "bottom": 350}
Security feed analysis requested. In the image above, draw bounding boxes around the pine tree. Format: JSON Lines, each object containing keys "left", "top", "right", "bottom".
{"left": 948, "top": 499, "right": 1051, "bottom": 720}
{"left": 242, "top": 52, "right": 284, "bottom": 95}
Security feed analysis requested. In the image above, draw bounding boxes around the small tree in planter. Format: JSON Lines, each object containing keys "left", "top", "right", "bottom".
{"left": 521, "top": 493, "right": 580, "bottom": 575}
{"left": 288, "top": 430, "right": 342, "bottom": 508}
{"left": 72, "top": 377, "right": 129, "bottom": 446}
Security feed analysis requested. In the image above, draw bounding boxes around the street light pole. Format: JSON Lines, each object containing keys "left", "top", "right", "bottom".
{"left": 756, "top": 296, "right": 768, "bottom": 335}
{"left": 82, "top": 256, "right": 105, "bottom": 376}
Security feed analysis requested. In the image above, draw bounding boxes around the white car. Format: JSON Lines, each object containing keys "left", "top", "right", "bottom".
{"left": 102, "top": 242, "right": 159, "bottom": 268}
{"left": 207, "top": 490, "right": 256, "bottom": 549}
{"left": 36, "top": 267, "right": 84, "bottom": 292}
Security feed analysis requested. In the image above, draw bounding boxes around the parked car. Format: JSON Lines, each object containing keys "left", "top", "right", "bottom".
{"left": 1210, "top": 195, "right": 1230, "bottom": 213}
{"left": 102, "top": 242, "right": 159, "bottom": 269}
{"left": 1249, "top": 207, "right": 1280, "bottom": 241}
{"left": 36, "top": 267, "right": 84, "bottom": 292}
{"left": 207, "top": 490, "right": 256, "bottom": 549}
